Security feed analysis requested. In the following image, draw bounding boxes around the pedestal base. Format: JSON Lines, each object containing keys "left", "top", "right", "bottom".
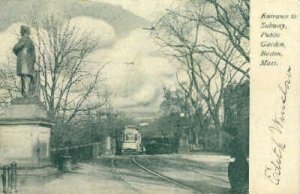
{"left": 18, "top": 166, "right": 59, "bottom": 186}
{"left": 0, "top": 97, "right": 56, "bottom": 186}
{"left": 0, "top": 125, "right": 51, "bottom": 167}
{"left": 0, "top": 165, "right": 59, "bottom": 187}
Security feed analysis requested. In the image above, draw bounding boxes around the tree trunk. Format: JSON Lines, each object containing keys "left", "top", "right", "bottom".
{"left": 218, "top": 131, "right": 223, "bottom": 151}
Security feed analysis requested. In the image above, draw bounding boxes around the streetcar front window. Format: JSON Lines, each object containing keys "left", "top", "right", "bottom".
{"left": 125, "top": 133, "right": 136, "bottom": 142}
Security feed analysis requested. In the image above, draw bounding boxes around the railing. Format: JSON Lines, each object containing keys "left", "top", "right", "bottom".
{"left": 50, "top": 142, "right": 103, "bottom": 168}
{"left": 1, "top": 162, "right": 17, "bottom": 194}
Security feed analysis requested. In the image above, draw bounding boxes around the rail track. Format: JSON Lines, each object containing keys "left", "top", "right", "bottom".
{"left": 110, "top": 157, "right": 143, "bottom": 193}
{"left": 163, "top": 155, "right": 229, "bottom": 184}
{"left": 131, "top": 157, "right": 201, "bottom": 194}
{"left": 109, "top": 156, "right": 200, "bottom": 193}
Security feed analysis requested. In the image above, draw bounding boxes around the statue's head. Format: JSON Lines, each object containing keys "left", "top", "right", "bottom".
{"left": 20, "top": 25, "right": 30, "bottom": 36}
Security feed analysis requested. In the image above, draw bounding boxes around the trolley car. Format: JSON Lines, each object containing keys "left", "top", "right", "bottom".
{"left": 121, "top": 126, "right": 143, "bottom": 154}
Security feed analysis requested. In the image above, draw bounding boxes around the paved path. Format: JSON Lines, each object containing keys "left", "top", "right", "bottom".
{"left": 14, "top": 154, "right": 235, "bottom": 194}
{"left": 21, "top": 161, "right": 135, "bottom": 194}
{"left": 19, "top": 156, "right": 192, "bottom": 194}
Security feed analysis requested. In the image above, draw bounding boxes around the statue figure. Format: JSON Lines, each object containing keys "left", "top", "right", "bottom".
{"left": 13, "top": 25, "right": 36, "bottom": 97}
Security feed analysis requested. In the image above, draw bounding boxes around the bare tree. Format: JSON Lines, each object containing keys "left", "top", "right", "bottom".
{"left": 162, "top": 0, "right": 249, "bottom": 78}
{"left": 0, "top": 15, "right": 106, "bottom": 117}
{"left": 152, "top": 0, "right": 249, "bottom": 149}
{"left": 27, "top": 14, "right": 106, "bottom": 125}
{"left": 0, "top": 14, "right": 108, "bottom": 145}
{"left": 0, "top": 55, "right": 20, "bottom": 108}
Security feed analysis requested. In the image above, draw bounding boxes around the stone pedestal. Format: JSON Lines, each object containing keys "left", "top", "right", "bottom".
{"left": 0, "top": 125, "right": 51, "bottom": 167}
{"left": 0, "top": 97, "right": 57, "bottom": 185}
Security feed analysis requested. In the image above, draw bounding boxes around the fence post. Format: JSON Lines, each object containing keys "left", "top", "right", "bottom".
{"left": 10, "top": 162, "right": 17, "bottom": 193}
{"left": 7, "top": 166, "right": 11, "bottom": 194}
{"left": 92, "top": 143, "right": 100, "bottom": 159}
{"left": 2, "top": 165, "right": 9, "bottom": 193}
{"left": 61, "top": 148, "right": 72, "bottom": 172}
{"left": 1, "top": 163, "right": 17, "bottom": 194}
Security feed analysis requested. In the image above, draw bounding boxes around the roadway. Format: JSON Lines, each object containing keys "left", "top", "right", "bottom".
{"left": 20, "top": 154, "right": 231, "bottom": 194}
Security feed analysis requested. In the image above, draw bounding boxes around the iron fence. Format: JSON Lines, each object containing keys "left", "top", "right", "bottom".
{"left": 50, "top": 142, "right": 103, "bottom": 167}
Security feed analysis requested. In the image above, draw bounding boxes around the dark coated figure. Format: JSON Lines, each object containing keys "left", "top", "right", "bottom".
{"left": 13, "top": 25, "right": 36, "bottom": 97}
{"left": 228, "top": 135, "right": 249, "bottom": 194}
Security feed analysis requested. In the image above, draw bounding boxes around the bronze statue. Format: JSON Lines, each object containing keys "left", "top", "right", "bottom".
{"left": 13, "top": 25, "right": 36, "bottom": 97}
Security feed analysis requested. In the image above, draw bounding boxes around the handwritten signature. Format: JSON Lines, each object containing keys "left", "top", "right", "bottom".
{"left": 264, "top": 66, "right": 291, "bottom": 185}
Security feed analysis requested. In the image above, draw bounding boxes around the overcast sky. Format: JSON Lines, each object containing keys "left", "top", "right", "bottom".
{"left": 0, "top": 0, "right": 185, "bottom": 120}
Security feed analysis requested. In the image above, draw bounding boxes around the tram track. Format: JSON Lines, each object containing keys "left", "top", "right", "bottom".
{"left": 156, "top": 155, "right": 229, "bottom": 184}
{"left": 131, "top": 157, "right": 201, "bottom": 194}
{"left": 110, "top": 156, "right": 196, "bottom": 194}
{"left": 110, "top": 157, "right": 143, "bottom": 193}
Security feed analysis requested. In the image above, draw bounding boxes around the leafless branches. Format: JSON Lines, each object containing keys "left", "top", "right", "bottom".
{"left": 26, "top": 14, "right": 106, "bottom": 124}
{"left": 0, "top": 14, "right": 108, "bottom": 127}
{"left": 0, "top": 56, "right": 19, "bottom": 108}
{"left": 153, "top": 0, "right": 249, "bottom": 130}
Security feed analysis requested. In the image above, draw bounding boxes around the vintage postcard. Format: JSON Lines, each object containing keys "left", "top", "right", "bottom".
{"left": 0, "top": 0, "right": 298, "bottom": 194}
